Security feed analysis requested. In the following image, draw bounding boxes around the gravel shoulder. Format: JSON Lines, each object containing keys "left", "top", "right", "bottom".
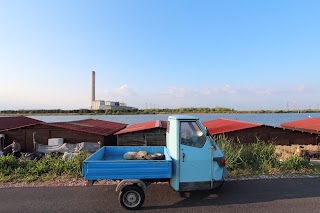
{"left": 1, "top": 174, "right": 320, "bottom": 189}
{"left": 0, "top": 179, "right": 118, "bottom": 188}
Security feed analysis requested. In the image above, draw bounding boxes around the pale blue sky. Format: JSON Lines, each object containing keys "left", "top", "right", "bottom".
{"left": 1, "top": 0, "right": 319, "bottom": 110}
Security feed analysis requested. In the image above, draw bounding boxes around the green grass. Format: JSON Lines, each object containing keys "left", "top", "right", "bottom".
{"left": 1, "top": 138, "right": 320, "bottom": 183}
{"left": 0, "top": 152, "right": 91, "bottom": 182}
{"left": 214, "top": 135, "right": 320, "bottom": 176}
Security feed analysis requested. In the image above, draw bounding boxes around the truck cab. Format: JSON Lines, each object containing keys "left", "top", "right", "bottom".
{"left": 167, "top": 115, "right": 227, "bottom": 191}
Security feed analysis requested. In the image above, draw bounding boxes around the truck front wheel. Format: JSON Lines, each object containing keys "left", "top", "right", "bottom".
{"left": 119, "top": 185, "right": 145, "bottom": 210}
{"left": 212, "top": 180, "right": 225, "bottom": 191}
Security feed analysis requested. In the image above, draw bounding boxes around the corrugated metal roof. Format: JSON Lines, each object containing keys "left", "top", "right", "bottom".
{"left": 202, "top": 118, "right": 263, "bottom": 135}
{"left": 280, "top": 117, "right": 320, "bottom": 133}
{"left": 46, "top": 119, "right": 127, "bottom": 136}
{"left": 0, "top": 116, "right": 42, "bottom": 131}
{"left": 114, "top": 120, "right": 167, "bottom": 135}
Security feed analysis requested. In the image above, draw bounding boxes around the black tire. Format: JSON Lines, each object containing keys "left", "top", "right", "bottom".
{"left": 212, "top": 180, "right": 225, "bottom": 191}
{"left": 119, "top": 185, "right": 145, "bottom": 210}
{"left": 146, "top": 153, "right": 165, "bottom": 160}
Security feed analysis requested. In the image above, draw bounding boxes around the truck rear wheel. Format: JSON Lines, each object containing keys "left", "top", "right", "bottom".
{"left": 119, "top": 185, "right": 145, "bottom": 210}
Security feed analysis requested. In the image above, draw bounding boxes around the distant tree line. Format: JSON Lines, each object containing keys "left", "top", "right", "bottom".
{"left": 0, "top": 107, "right": 234, "bottom": 115}
{"left": 0, "top": 108, "right": 320, "bottom": 115}
{"left": 140, "top": 107, "right": 236, "bottom": 114}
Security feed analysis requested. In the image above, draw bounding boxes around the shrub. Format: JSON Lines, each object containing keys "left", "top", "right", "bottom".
{"left": 281, "top": 156, "right": 313, "bottom": 172}
{"left": 215, "top": 135, "right": 280, "bottom": 174}
{"left": 215, "top": 135, "right": 243, "bottom": 171}
{"left": 241, "top": 138, "right": 279, "bottom": 173}
{"left": 0, "top": 155, "right": 20, "bottom": 175}
{"left": 0, "top": 152, "right": 91, "bottom": 182}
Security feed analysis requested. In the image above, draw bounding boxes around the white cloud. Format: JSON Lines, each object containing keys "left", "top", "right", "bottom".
{"left": 115, "top": 84, "right": 133, "bottom": 96}
{"left": 222, "top": 84, "right": 237, "bottom": 94}
{"left": 247, "top": 84, "right": 306, "bottom": 96}
{"left": 104, "top": 84, "right": 135, "bottom": 100}
{"left": 296, "top": 85, "right": 305, "bottom": 92}
{"left": 3, "top": 82, "right": 313, "bottom": 110}
{"left": 167, "top": 87, "right": 190, "bottom": 98}
{"left": 167, "top": 86, "right": 222, "bottom": 98}
{"left": 253, "top": 88, "right": 272, "bottom": 95}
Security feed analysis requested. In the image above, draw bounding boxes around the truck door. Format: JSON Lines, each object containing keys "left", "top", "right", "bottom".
{"left": 179, "top": 121, "right": 211, "bottom": 191}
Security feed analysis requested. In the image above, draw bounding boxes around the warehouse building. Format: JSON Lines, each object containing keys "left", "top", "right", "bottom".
{"left": 0, "top": 116, "right": 42, "bottom": 150}
{"left": 281, "top": 117, "right": 320, "bottom": 134}
{"left": 202, "top": 118, "right": 318, "bottom": 145}
{"left": 0, "top": 116, "right": 127, "bottom": 152}
{"left": 115, "top": 120, "right": 167, "bottom": 146}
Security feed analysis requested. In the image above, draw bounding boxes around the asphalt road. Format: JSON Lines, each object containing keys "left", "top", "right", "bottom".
{"left": 1, "top": 177, "right": 320, "bottom": 213}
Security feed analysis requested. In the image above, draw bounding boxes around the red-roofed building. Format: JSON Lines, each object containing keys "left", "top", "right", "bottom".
{"left": 203, "top": 118, "right": 319, "bottom": 145}
{"left": 115, "top": 120, "right": 167, "bottom": 146}
{"left": 203, "top": 118, "right": 262, "bottom": 135}
{"left": 0, "top": 118, "right": 127, "bottom": 152}
{"left": 281, "top": 118, "right": 320, "bottom": 134}
{"left": 0, "top": 116, "right": 41, "bottom": 131}
{"left": 0, "top": 116, "right": 42, "bottom": 150}
{"left": 47, "top": 119, "right": 127, "bottom": 136}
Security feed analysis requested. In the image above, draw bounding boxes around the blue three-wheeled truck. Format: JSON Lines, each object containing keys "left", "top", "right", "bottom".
{"left": 82, "top": 115, "right": 228, "bottom": 210}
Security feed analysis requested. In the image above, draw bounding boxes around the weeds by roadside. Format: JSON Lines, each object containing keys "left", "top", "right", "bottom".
{"left": 1, "top": 137, "right": 320, "bottom": 183}
{"left": 214, "top": 135, "right": 320, "bottom": 176}
{"left": 0, "top": 152, "right": 91, "bottom": 183}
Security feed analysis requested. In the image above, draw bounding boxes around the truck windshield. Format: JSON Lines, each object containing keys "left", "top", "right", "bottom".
{"left": 180, "top": 121, "right": 206, "bottom": 148}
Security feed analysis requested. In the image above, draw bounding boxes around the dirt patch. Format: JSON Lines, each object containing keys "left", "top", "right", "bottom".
{"left": 0, "top": 179, "right": 119, "bottom": 189}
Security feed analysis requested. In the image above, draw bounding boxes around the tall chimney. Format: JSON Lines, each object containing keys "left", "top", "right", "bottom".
{"left": 91, "top": 71, "right": 95, "bottom": 102}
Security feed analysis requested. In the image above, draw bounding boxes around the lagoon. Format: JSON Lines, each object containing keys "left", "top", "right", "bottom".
{"left": 29, "top": 113, "right": 320, "bottom": 127}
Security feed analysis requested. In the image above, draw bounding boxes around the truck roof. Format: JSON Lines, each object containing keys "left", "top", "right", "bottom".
{"left": 168, "top": 115, "right": 199, "bottom": 120}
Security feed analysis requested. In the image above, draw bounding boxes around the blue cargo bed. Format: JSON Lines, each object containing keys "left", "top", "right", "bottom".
{"left": 82, "top": 146, "right": 172, "bottom": 181}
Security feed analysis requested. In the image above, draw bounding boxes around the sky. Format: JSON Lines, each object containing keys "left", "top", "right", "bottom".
{"left": 0, "top": 0, "right": 320, "bottom": 111}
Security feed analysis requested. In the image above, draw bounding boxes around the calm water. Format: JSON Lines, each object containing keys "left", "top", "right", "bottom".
{"left": 29, "top": 113, "right": 320, "bottom": 127}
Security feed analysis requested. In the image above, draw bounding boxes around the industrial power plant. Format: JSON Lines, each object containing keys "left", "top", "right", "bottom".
{"left": 90, "top": 71, "right": 135, "bottom": 111}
